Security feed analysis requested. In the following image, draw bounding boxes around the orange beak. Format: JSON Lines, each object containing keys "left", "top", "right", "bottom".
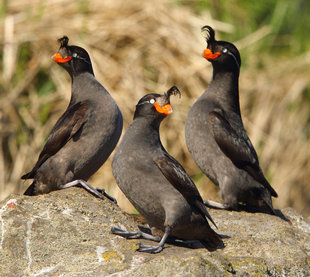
{"left": 52, "top": 53, "right": 72, "bottom": 63}
{"left": 203, "top": 48, "right": 221, "bottom": 60}
{"left": 154, "top": 102, "right": 172, "bottom": 115}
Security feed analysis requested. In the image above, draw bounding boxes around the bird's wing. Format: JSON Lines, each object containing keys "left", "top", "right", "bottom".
{"left": 154, "top": 153, "right": 217, "bottom": 227}
{"left": 21, "top": 101, "right": 89, "bottom": 179}
{"left": 208, "top": 110, "right": 277, "bottom": 197}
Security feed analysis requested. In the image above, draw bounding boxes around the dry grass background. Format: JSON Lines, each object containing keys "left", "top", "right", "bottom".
{"left": 1, "top": 0, "right": 309, "bottom": 216}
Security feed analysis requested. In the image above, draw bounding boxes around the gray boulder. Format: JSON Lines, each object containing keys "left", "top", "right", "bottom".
{"left": 0, "top": 188, "right": 309, "bottom": 276}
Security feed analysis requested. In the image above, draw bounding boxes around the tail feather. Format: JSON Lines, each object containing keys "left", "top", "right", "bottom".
{"left": 263, "top": 199, "right": 277, "bottom": 216}
{"left": 261, "top": 189, "right": 277, "bottom": 215}
{"left": 200, "top": 227, "right": 224, "bottom": 251}
{"left": 24, "top": 181, "right": 36, "bottom": 196}
{"left": 261, "top": 177, "right": 278, "bottom": 198}
{"left": 200, "top": 231, "right": 224, "bottom": 251}
{"left": 21, "top": 170, "right": 35, "bottom": 180}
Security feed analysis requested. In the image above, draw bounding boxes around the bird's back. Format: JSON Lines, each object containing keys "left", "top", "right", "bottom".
{"left": 27, "top": 73, "right": 122, "bottom": 193}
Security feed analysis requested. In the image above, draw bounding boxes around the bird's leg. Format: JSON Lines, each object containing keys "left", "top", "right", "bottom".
{"left": 111, "top": 226, "right": 161, "bottom": 241}
{"left": 111, "top": 226, "right": 171, "bottom": 253}
{"left": 60, "top": 179, "right": 117, "bottom": 203}
{"left": 94, "top": 187, "right": 117, "bottom": 203}
{"left": 137, "top": 226, "right": 171, "bottom": 254}
{"left": 203, "top": 199, "right": 231, "bottom": 210}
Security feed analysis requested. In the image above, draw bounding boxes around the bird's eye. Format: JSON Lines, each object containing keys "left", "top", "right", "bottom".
{"left": 222, "top": 48, "right": 228, "bottom": 53}
{"left": 149, "top": 99, "right": 155, "bottom": 104}
{"left": 72, "top": 53, "right": 78, "bottom": 58}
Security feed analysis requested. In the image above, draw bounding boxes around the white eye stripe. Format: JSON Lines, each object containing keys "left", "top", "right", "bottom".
{"left": 227, "top": 51, "right": 240, "bottom": 69}
{"left": 71, "top": 53, "right": 91, "bottom": 65}
{"left": 221, "top": 48, "right": 240, "bottom": 69}
{"left": 149, "top": 99, "right": 155, "bottom": 104}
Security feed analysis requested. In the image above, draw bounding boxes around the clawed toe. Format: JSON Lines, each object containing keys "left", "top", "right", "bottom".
{"left": 111, "top": 226, "right": 168, "bottom": 254}
{"left": 203, "top": 200, "right": 231, "bottom": 210}
{"left": 111, "top": 226, "right": 141, "bottom": 239}
{"left": 60, "top": 180, "right": 117, "bottom": 203}
{"left": 111, "top": 226, "right": 125, "bottom": 234}
{"left": 96, "top": 188, "right": 117, "bottom": 203}
{"left": 137, "top": 243, "right": 164, "bottom": 254}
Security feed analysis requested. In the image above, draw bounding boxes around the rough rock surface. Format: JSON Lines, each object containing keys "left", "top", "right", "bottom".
{"left": 0, "top": 188, "right": 309, "bottom": 277}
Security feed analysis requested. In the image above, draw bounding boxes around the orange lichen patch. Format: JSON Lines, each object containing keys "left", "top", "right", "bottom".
{"left": 203, "top": 48, "right": 221, "bottom": 60}
{"left": 7, "top": 202, "right": 17, "bottom": 208}
{"left": 52, "top": 53, "right": 72, "bottom": 63}
{"left": 154, "top": 103, "right": 172, "bottom": 115}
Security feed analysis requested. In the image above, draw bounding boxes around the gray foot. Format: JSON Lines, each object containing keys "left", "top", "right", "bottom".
{"left": 137, "top": 243, "right": 163, "bottom": 254}
{"left": 95, "top": 188, "right": 117, "bottom": 203}
{"left": 204, "top": 200, "right": 231, "bottom": 210}
{"left": 60, "top": 180, "right": 117, "bottom": 203}
{"left": 111, "top": 226, "right": 171, "bottom": 254}
{"left": 111, "top": 226, "right": 160, "bottom": 241}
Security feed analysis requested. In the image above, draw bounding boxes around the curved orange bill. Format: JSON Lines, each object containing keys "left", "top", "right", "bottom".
{"left": 154, "top": 102, "right": 172, "bottom": 115}
{"left": 203, "top": 48, "right": 221, "bottom": 60}
{"left": 52, "top": 52, "right": 72, "bottom": 63}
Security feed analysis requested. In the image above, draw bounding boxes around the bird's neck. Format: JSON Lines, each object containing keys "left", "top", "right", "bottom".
{"left": 207, "top": 68, "right": 241, "bottom": 114}
{"left": 130, "top": 117, "right": 163, "bottom": 148}
{"left": 69, "top": 72, "right": 98, "bottom": 104}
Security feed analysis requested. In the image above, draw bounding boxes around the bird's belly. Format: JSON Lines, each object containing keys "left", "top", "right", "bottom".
{"left": 115, "top": 173, "right": 167, "bottom": 229}
{"left": 112, "top": 156, "right": 195, "bottom": 232}
{"left": 186, "top": 122, "right": 219, "bottom": 184}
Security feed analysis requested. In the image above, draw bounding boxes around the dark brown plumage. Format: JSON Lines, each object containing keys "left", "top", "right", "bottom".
{"left": 22, "top": 36, "right": 123, "bottom": 201}
{"left": 111, "top": 86, "right": 223, "bottom": 253}
{"left": 185, "top": 26, "right": 277, "bottom": 214}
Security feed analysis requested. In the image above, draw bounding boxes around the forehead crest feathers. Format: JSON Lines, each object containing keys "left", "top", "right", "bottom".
{"left": 58, "top": 36, "right": 69, "bottom": 47}
{"left": 201, "top": 26, "right": 216, "bottom": 43}
{"left": 165, "top": 86, "right": 181, "bottom": 99}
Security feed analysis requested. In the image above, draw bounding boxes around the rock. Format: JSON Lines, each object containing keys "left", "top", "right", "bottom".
{"left": 0, "top": 188, "right": 309, "bottom": 276}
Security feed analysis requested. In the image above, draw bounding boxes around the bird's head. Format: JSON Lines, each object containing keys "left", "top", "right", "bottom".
{"left": 134, "top": 86, "right": 181, "bottom": 121}
{"left": 201, "top": 26, "right": 241, "bottom": 72}
{"left": 52, "top": 36, "right": 94, "bottom": 77}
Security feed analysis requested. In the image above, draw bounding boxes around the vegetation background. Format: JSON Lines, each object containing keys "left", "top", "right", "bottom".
{"left": 1, "top": 0, "right": 309, "bottom": 216}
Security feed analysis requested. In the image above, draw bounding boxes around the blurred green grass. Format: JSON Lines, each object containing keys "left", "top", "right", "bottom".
{"left": 178, "top": 0, "right": 310, "bottom": 54}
